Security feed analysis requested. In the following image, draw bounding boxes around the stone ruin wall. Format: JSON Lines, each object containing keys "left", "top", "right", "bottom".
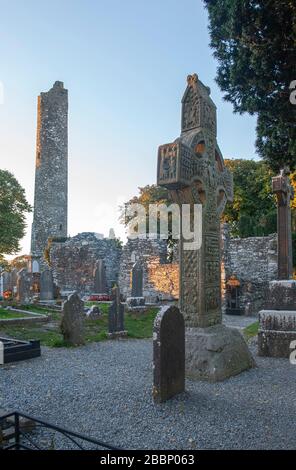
{"left": 49, "top": 233, "right": 121, "bottom": 296}
{"left": 118, "top": 237, "right": 179, "bottom": 302}
{"left": 1, "top": 227, "right": 278, "bottom": 316}
{"left": 221, "top": 224, "right": 278, "bottom": 316}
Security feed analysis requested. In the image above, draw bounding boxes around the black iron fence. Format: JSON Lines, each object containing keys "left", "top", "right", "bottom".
{"left": 0, "top": 411, "right": 121, "bottom": 450}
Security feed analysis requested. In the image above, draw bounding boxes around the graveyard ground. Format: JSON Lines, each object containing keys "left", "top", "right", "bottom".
{"left": 0, "top": 304, "right": 159, "bottom": 346}
{"left": 0, "top": 335, "right": 295, "bottom": 450}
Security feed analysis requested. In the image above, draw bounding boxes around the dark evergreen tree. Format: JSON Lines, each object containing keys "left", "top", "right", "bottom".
{"left": 204, "top": 0, "right": 296, "bottom": 171}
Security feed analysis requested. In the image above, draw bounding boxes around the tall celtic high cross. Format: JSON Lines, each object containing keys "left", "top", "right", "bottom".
{"left": 157, "top": 74, "right": 233, "bottom": 328}
{"left": 272, "top": 169, "right": 294, "bottom": 280}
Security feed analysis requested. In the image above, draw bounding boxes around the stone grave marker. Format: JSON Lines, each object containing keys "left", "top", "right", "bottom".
{"left": 93, "top": 259, "right": 107, "bottom": 294}
{"left": 40, "top": 269, "right": 54, "bottom": 302}
{"left": 16, "top": 269, "right": 32, "bottom": 305}
{"left": 61, "top": 292, "right": 85, "bottom": 346}
{"left": 127, "top": 261, "right": 145, "bottom": 309}
{"left": 108, "top": 286, "right": 127, "bottom": 338}
{"left": 153, "top": 305, "right": 185, "bottom": 403}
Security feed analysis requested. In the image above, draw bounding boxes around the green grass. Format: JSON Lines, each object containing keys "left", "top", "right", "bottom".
{"left": 0, "top": 324, "right": 65, "bottom": 347}
{"left": 0, "top": 308, "right": 33, "bottom": 319}
{"left": 125, "top": 308, "right": 159, "bottom": 338}
{"left": 0, "top": 303, "right": 160, "bottom": 348}
{"left": 243, "top": 321, "right": 259, "bottom": 341}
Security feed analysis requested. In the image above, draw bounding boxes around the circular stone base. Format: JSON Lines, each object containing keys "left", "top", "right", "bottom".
{"left": 186, "top": 324, "right": 255, "bottom": 382}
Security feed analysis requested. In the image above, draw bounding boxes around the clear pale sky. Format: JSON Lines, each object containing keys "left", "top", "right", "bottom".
{"left": 0, "top": 0, "right": 257, "bottom": 256}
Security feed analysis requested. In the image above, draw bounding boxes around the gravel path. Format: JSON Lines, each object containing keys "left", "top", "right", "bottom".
{"left": 0, "top": 337, "right": 295, "bottom": 450}
{"left": 223, "top": 314, "right": 257, "bottom": 329}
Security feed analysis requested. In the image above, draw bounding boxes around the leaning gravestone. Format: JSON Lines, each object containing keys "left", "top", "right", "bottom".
{"left": 126, "top": 260, "right": 145, "bottom": 309}
{"left": 40, "top": 269, "right": 54, "bottom": 302}
{"left": 153, "top": 305, "right": 185, "bottom": 403}
{"left": 108, "top": 286, "right": 127, "bottom": 338}
{"left": 93, "top": 259, "right": 107, "bottom": 294}
{"left": 61, "top": 293, "right": 85, "bottom": 346}
{"left": 258, "top": 169, "right": 296, "bottom": 357}
{"left": 157, "top": 73, "right": 254, "bottom": 381}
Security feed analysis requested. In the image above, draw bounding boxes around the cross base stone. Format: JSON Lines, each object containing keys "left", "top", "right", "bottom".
{"left": 185, "top": 324, "right": 255, "bottom": 382}
{"left": 258, "top": 309, "right": 296, "bottom": 358}
{"left": 266, "top": 280, "right": 296, "bottom": 310}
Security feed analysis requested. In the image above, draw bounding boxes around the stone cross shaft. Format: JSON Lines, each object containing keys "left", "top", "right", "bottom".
{"left": 272, "top": 170, "right": 294, "bottom": 280}
{"left": 157, "top": 74, "right": 233, "bottom": 328}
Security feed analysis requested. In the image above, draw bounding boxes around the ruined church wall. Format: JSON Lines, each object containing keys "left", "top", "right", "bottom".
{"left": 221, "top": 224, "right": 278, "bottom": 316}
{"left": 50, "top": 233, "right": 121, "bottom": 296}
{"left": 118, "top": 237, "right": 179, "bottom": 302}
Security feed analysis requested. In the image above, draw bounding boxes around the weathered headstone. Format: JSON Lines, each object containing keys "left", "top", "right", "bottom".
{"left": 127, "top": 261, "right": 145, "bottom": 309}
{"left": 40, "top": 269, "right": 54, "bottom": 302}
{"left": 157, "top": 74, "right": 254, "bottom": 381}
{"left": 108, "top": 286, "right": 127, "bottom": 338}
{"left": 258, "top": 169, "right": 296, "bottom": 357}
{"left": 153, "top": 305, "right": 185, "bottom": 403}
{"left": 61, "top": 292, "right": 85, "bottom": 346}
{"left": 93, "top": 259, "right": 107, "bottom": 294}
{"left": 16, "top": 269, "right": 32, "bottom": 305}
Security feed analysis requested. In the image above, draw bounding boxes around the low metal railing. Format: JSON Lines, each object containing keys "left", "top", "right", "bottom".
{"left": 0, "top": 411, "right": 121, "bottom": 450}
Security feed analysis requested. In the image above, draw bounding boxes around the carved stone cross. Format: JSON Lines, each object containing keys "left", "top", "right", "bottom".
{"left": 157, "top": 74, "right": 233, "bottom": 328}
{"left": 272, "top": 168, "right": 294, "bottom": 280}
{"left": 156, "top": 74, "right": 254, "bottom": 381}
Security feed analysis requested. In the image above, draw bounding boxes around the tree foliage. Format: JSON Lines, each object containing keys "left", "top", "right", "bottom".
{"left": 223, "top": 159, "right": 278, "bottom": 237}
{"left": 204, "top": 0, "right": 296, "bottom": 171}
{"left": 0, "top": 169, "right": 32, "bottom": 258}
{"left": 120, "top": 162, "right": 296, "bottom": 241}
{"left": 119, "top": 184, "right": 170, "bottom": 231}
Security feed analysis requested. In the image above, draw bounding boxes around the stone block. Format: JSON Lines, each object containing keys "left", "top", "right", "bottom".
{"left": 266, "top": 280, "right": 296, "bottom": 311}
{"left": 258, "top": 309, "right": 296, "bottom": 357}
{"left": 185, "top": 324, "right": 255, "bottom": 382}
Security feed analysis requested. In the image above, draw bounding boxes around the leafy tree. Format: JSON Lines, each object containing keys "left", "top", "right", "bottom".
{"left": 223, "top": 159, "right": 277, "bottom": 237}
{"left": 204, "top": 0, "right": 296, "bottom": 171}
{"left": 0, "top": 169, "right": 32, "bottom": 258}
{"left": 119, "top": 184, "right": 170, "bottom": 232}
{"left": 10, "top": 255, "right": 30, "bottom": 270}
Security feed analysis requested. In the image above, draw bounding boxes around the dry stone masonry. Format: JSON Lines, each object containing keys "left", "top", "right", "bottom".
{"left": 118, "top": 236, "right": 179, "bottom": 303}
{"left": 30, "top": 81, "right": 68, "bottom": 272}
{"left": 49, "top": 233, "right": 121, "bottom": 297}
{"left": 221, "top": 224, "right": 278, "bottom": 316}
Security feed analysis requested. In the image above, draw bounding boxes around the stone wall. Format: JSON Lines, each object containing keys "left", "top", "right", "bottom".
{"left": 49, "top": 233, "right": 121, "bottom": 296}
{"left": 221, "top": 224, "right": 278, "bottom": 316}
{"left": 118, "top": 236, "right": 179, "bottom": 302}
